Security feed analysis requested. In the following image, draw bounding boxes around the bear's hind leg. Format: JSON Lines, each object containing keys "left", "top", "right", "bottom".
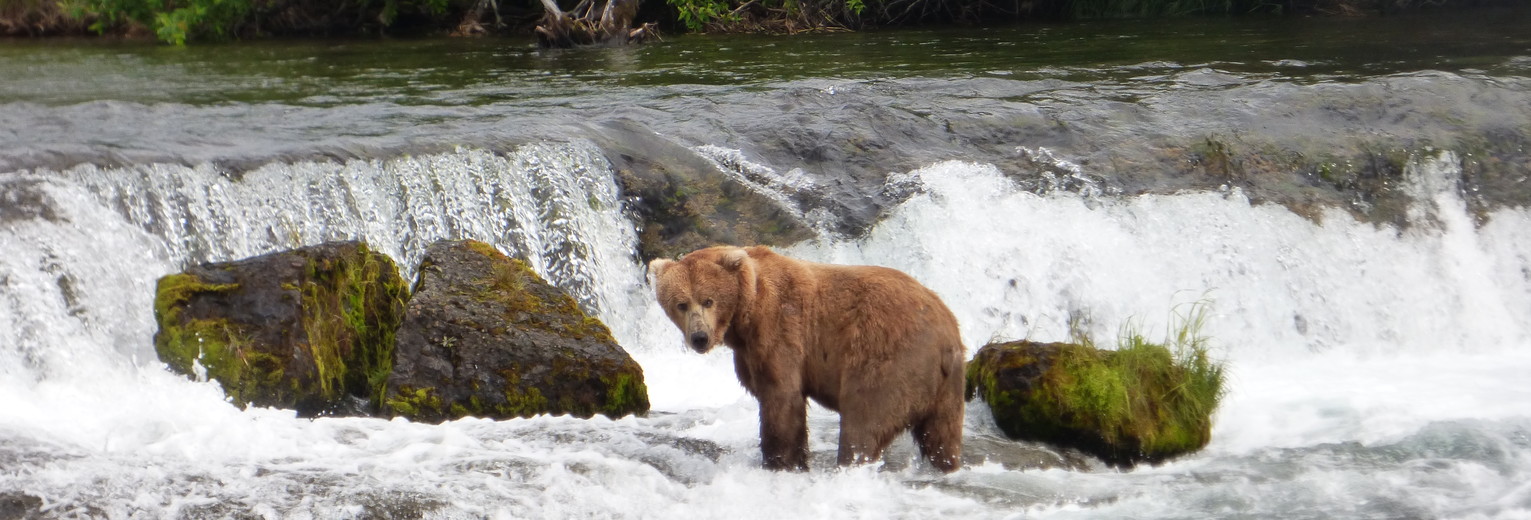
{"left": 913, "top": 405, "right": 964, "bottom": 473}
{"left": 836, "top": 420, "right": 901, "bottom": 467}
{"left": 835, "top": 392, "right": 907, "bottom": 468}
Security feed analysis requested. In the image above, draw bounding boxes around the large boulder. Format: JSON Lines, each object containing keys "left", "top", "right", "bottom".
{"left": 384, "top": 239, "right": 648, "bottom": 422}
{"left": 153, "top": 241, "right": 408, "bottom": 416}
{"left": 965, "top": 339, "right": 1225, "bottom": 468}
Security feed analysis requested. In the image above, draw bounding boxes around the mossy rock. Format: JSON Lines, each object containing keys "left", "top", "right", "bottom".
{"left": 153, "top": 241, "right": 408, "bottom": 416}
{"left": 385, "top": 239, "right": 649, "bottom": 423}
{"left": 965, "top": 339, "right": 1224, "bottom": 468}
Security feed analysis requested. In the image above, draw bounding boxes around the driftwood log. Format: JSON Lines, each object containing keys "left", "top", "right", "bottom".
{"left": 535, "top": 0, "right": 657, "bottom": 47}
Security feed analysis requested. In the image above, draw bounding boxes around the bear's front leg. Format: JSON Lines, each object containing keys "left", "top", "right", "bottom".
{"left": 757, "top": 388, "right": 809, "bottom": 471}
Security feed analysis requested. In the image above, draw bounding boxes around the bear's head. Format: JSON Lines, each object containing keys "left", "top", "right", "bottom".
{"left": 648, "top": 246, "right": 753, "bottom": 354}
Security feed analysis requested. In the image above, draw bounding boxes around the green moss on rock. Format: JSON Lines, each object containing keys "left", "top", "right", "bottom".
{"left": 499, "top": 384, "right": 550, "bottom": 418}
{"left": 601, "top": 371, "right": 649, "bottom": 417}
{"left": 298, "top": 243, "right": 409, "bottom": 406}
{"left": 385, "top": 386, "right": 443, "bottom": 418}
{"left": 967, "top": 314, "right": 1227, "bottom": 467}
{"left": 154, "top": 272, "right": 299, "bottom": 408}
{"left": 153, "top": 273, "right": 240, "bottom": 375}
{"left": 468, "top": 242, "right": 617, "bottom": 344}
{"left": 385, "top": 239, "right": 649, "bottom": 423}
{"left": 153, "top": 241, "right": 408, "bottom": 416}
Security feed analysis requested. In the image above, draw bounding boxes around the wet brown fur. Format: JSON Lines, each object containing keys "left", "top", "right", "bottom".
{"left": 649, "top": 246, "right": 965, "bottom": 472}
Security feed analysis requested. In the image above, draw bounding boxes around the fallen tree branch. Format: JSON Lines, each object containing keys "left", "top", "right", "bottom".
{"left": 536, "top": 0, "right": 658, "bottom": 47}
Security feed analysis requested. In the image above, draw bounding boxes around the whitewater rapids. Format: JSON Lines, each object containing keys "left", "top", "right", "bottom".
{"left": 2, "top": 143, "right": 1530, "bottom": 519}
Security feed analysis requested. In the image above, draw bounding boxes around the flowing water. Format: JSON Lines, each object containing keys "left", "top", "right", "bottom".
{"left": 4, "top": 7, "right": 1531, "bottom": 519}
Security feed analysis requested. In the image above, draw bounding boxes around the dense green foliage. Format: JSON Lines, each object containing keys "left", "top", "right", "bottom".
{"left": 660, "top": 0, "right": 1480, "bottom": 32}
{"left": 65, "top": 0, "right": 250, "bottom": 44}
{"left": 0, "top": 0, "right": 1505, "bottom": 41}
{"left": 49, "top": 0, "right": 479, "bottom": 43}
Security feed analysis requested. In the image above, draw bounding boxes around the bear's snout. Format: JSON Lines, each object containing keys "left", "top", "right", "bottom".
{"left": 688, "top": 331, "right": 711, "bottom": 352}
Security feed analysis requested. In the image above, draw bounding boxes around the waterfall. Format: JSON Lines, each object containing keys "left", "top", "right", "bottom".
{"left": 0, "top": 141, "right": 652, "bottom": 388}
{"left": 795, "top": 151, "right": 1531, "bottom": 361}
{"left": 3, "top": 143, "right": 1530, "bottom": 518}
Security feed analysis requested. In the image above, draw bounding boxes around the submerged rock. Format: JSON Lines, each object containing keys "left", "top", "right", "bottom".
{"left": 965, "top": 340, "right": 1224, "bottom": 468}
{"left": 593, "top": 119, "right": 817, "bottom": 261}
{"left": 153, "top": 241, "right": 408, "bottom": 416}
{"left": 385, "top": 239, "right": 648, "bottom": 422}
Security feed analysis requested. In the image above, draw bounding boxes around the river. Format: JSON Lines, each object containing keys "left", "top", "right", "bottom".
{"left": 3, "top": 7, "right": 1531, "bottom": 518}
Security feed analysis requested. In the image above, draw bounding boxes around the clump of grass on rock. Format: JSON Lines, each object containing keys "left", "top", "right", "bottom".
{"left": 966, "top": 304, "right": 1226, "bottom": 467}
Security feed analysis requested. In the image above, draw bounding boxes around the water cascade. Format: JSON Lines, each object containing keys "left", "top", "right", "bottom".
{"left": 5, "top": 140, "right": 1530, "bottom": 517}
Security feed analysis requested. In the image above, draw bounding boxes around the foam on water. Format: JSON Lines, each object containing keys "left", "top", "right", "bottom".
{"left": 3, "top": 144, "right": 1530, "bottom": 518}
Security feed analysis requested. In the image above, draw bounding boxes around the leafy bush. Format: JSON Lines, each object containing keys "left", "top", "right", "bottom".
{"left": 661, "top": 0, "right": 1311, "bottom": 32}
{"left": 59, "top": 0, "right": 473, "bottom": 44}
{"left": 666, "top": 0, "right": 868, "bottom": 32}
{"left": 15, "top": 0, "right": 1502, "bottom": 41}
{"left": 670, "top": 0, "right": 729, "bottom": 31}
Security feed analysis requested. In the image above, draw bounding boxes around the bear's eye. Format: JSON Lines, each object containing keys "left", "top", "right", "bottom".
{"left": 702, "top": 298, "right": 714, "bottom": 308}
{"left": 676, "top": 302, "right": 689, "bottom": 312}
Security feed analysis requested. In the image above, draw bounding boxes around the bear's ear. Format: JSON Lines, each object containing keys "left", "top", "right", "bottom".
{"left": 648, "top": 258, "right": 674, "bottom": 278}
{"left": 720, "top": 248, "right": 749, "bottom": 271}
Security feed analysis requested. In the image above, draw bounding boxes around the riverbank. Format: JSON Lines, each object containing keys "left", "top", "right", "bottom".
{"left": 0, "top": 0, "right": 1520, "bottom": 44}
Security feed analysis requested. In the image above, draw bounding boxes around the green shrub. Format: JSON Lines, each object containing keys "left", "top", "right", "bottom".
{"left": 31, "top": 0, "right": 1491, "bottom": 42}
{"left": 59, "top": 0, "right": 472, "bottom": 44}
{"left": 670, "top": 0, "right": 729, "bottom": 31}
{"left": 666, "top": 0, "right": 867, "bottom": 32}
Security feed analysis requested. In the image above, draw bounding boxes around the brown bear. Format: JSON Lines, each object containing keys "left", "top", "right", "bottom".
{"left": 648, "top": 245, "right": 965, "bottom": 472}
